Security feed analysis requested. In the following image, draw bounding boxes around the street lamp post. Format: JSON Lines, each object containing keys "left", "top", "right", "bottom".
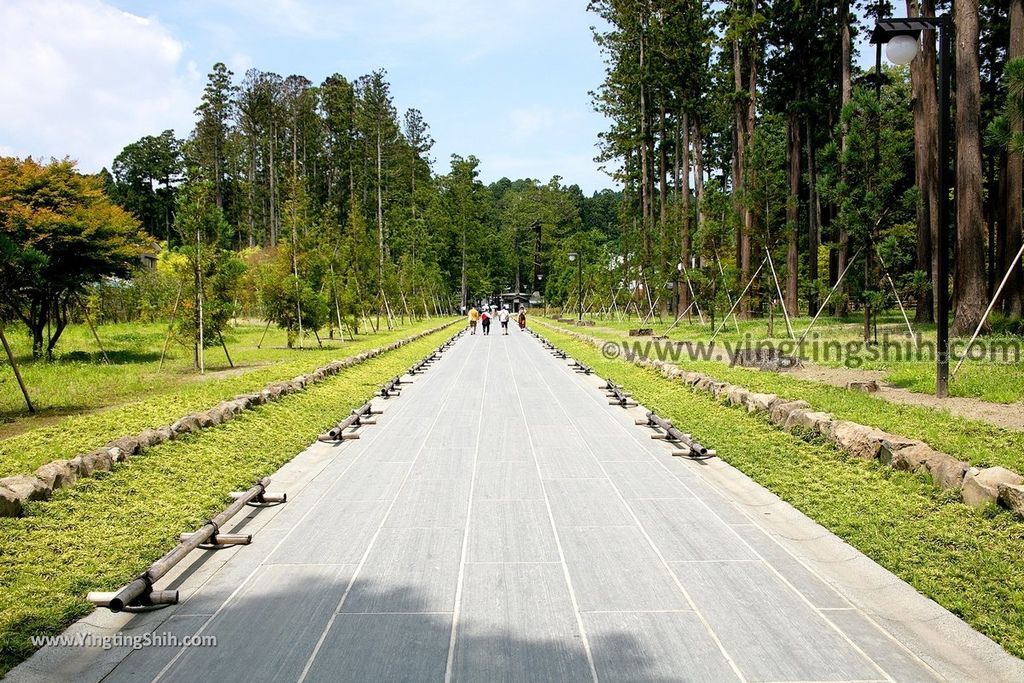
{"left": 568, "top": 252, "right": 582, "bottom": 322}
{"left": 676, "top": 262, "right": 684, "bottom": 317}
{"left": 871, "top": 15, "right": 952, "bottom": 398}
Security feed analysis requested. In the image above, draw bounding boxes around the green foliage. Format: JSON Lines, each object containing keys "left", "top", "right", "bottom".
{"left": 0, "top": 326, "right": 455, "bottom": 677}
{"left": 0, "top": 157, "right": 149, "bottom": 358}
{"left": 109, "top": 130, "right": 183, "bottom": 244}
{"left": 171, "top": 181, "right": 244, "bottom": 353}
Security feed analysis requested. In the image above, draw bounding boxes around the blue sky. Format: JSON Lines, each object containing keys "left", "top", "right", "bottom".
{"left": 0, "top": 1, "right": 881, "bottom": 194}
{"left": 0, "top": 0, "right": 616, "bottom": 193}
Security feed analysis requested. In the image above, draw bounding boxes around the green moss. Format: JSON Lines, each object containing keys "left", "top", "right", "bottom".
{"left": 0, "top": 326, "right": 455, "bottom": 677}
{"left": 538, "top": 325, "right": 1024, "bottom": 661}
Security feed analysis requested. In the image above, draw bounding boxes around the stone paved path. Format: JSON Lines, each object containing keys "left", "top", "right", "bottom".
{"left": 10, "top": 327, "right": 1024, "bottom": 682}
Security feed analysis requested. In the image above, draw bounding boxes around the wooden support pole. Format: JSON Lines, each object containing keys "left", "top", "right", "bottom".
{"left": 219, "top": 330, "right": 234, "bottom": 368}
{"left": 159, "top": 283, "right": 183, "bottom": 371}
{"left": 0, "top": 327, "right": 34, "bottom": 413}
{"left": 84, "top": 309, "right": 110, "bottom": 364}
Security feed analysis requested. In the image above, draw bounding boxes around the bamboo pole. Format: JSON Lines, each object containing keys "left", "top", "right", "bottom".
{"left": 951, "top": 240, "right": 1024, "bottom": 380}
{"left": 159, "top": 282, "right": 184, "bottom": 371}
{"left": 710, "top": 257, "right": 767, "bottom": 342}
{"left": 83, "top": 309, "right": 110, "bottom": 364}
{"left": 218, "top": 330, "right": 233, "bottom": 368}
{"left": 91, "top": 478, "right": 276, "bottom": 612}
{"left": 875, "top": 247, "right": 917, "bottom": 347}
{"left": 765, "top": 249, "right": 795, "bottom": 339}
{"left": 0, "top": 327, "right": 34, "bottom": 413}
{"left": 797, "top": 247, "right": 863, "bottom": 346}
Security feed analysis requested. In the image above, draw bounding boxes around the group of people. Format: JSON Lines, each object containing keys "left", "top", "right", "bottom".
{"left": 467, "top": 305, "right": 527, "bottom": 335}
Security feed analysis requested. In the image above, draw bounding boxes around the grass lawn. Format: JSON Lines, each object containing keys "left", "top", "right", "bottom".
{"left": 0, "top": 317, "right": 456, "bottom": 478}
{"left": 540, "top": 318, "right": 1024, "bottom": 474}
{"left": 537, "top": 325, "right": 1024, "bottom": 662}
{"left": 0, "top": 324, "right": 456, "bottom": 677}
{"left": 561, "top": 312, "right": 1024, "bottom": 403}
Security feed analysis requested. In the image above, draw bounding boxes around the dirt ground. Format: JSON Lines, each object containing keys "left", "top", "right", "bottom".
{"left": 790, "top": 364, "right": 1024, "bottom": 431}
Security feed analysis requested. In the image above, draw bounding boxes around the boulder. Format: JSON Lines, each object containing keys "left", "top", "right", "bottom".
{"left": 997, "top": 483, "right": 1024, "bottom": 517}
{"left": 877, "top": 435, "right": 922, "bottom": 467}
{"left": 828, "top": 420, "right": 888, "bottom": 460}
{"left": 744, "top": 392, "right": 777, "bottom": 413}
{"left": 783, "top": 410, "right": 833, "bottom": 435}
{"left": 68, "top": 455, "right": 91, "bottom": 478}
{"left": 83, "top": 449, "right": 113, "bottom": 473}
{"left": 847, "top": 380, "right": 880, "bottom": 393}
{"left": 106, "top": 446, "right": 128, "bottom": 463}
{"left": 0, "top": 475, "right": 51, "bottom": 503}
{"left": 924, "top": 454, "right": 969, "bottom": 490}
{"left": 137, "top": 429, "right": 162, "bottom": 447}
{"left": 726, "top": 387, "right": 750, "bottom": 408}
{"left": 35, "top": 460, "right": 76, "bottom": 490}
{"left": 962, "top": 467, "right": 1024, "bottom": 507}
{"left": 709, "top": 382, "right": 730, "bottom": 399}
{"left": 171, "top": 415, "right": 201, "bottom": 434}
{"left": 108, "top": 436, "right": 141, "bottom": 456}
{"left": 155, "top": 426, "right": 175, "bottom": 442}
{"left": 769, "top": 400, "right": 811, "bottom": 427}
{"left": 0, "top": 485, "right": 22, "bottom": 517}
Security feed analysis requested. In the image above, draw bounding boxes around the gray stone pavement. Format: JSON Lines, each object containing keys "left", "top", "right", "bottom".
{"left": 9, "top": 328, "right": 1024, "bottom": 682}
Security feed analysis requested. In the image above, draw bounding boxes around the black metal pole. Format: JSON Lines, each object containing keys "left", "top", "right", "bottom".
{"left": 577, "top": 257, "right": 583, "bottom": 322}
{"left": 936, "top": 16, "right": 951, "bottom": 397}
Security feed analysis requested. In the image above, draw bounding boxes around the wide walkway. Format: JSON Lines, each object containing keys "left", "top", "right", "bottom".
{"left": 11, "top": 327, "right": 1024, "bottom": 682}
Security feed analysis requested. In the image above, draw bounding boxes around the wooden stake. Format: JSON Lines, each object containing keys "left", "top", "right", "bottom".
{"left": 0, "top": 326, "right": 34, "bottom": 413}
{"left": 219, "top": 330, "right": 234, "bottom": 368}
{"left": 84, "top": 309, "right": 110, "bottom": 364}
{"left": 159, "top": 282, "right": 183, "bottom": 371}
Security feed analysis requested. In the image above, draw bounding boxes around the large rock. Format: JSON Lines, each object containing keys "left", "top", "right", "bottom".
{"left": 171, "top": 415, "right": 201, "bottom": 434}
{"left": 83, "top": 449, "right": 113, "bottom": 473}
{"left": 743, "top": 392, "right": 777, "bottom": 413}
{"left": 108, "top": 436, "right": 141, "bottom": 456}
{"left": 725, "top": 386, "right": 750, "bottom": 408}
{"left": 877, "top": 435, "right": 923, "bottom": 467}
{"left": 998, "top": 483, "right": 1024, "bottom": 517}
{"left": 0, "top": 475, "right": 51, "bottom": 503}
{"left": 783, "top": 410, "right": 833, "bottom": 435}
{"left": 828, "top": 420, "right": 888, "bottom": 460}
{"left": 155, "top": 425, "right": 175, "bottom": 442}
{"left": 769, "top": 400, "right": 811, "bottom": 427}
{"left": 107, "top": 446, "right": 128, "bottom": 463}
{"left": 35, "top": 460, "right": 76, "bottom": 490}
{"left": 137, "top": 429, "right": 162, "bottom": 448}
{"left": 925, "top": 455, "right": 969, "bottom": 490}
{"left": 68, "top": 455, "right": 91, "bottom": 478}
{"left": 0, "top": 485, "right": 22, "bottom": 517}
{"left": 962, "top": 467, "right": 1024, "bottom": 507}
{"left": 887, "top": 444, "right": 968, "bottom": 490}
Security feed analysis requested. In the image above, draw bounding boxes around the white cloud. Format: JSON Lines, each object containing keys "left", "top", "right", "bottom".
{"left": 0, "top": 0, "right": 200, "bottom": 171}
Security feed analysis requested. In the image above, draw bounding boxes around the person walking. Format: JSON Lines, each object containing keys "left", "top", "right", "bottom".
{"left": 468, "top": 306, "right": 479, "bottom": 335}
{"left": 480, "top": 309, "right": 491, "bottom": 335}
{"left": 518, "top": 309, "right": 527, "bottom": 330}
{"left": 498, "top": 307, "right": 510, "bottom": 335}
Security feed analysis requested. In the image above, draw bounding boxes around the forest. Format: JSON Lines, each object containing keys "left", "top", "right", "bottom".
{"left": 1, "top": 0, "right": 1022, "bottom": 365}
{"left": 586, "top": 0, "right": 1022, "bottom": 341}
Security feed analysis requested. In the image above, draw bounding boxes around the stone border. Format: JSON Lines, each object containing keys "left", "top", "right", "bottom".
{"left": 0, "top": 320, "right": 459, "bottom": 517}
{"left": 538, "top": 321, "right": 1024, "bottom": 518}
